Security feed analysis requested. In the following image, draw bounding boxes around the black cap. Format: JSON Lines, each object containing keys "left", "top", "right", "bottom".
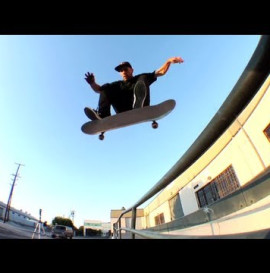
{"left": 114, "top": 61, "right": 132, "bottom": 72}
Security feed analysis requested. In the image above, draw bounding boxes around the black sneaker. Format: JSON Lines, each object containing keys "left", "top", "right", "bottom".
{"left": 133, "top": 80, "right": 147, "bottom": 109}
{"left": 84, "top": 107, "right": 102, "bottom": 120}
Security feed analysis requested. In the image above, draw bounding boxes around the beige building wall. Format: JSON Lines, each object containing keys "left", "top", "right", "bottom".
{"left": 147, "top": 201, "right": 171, "bottom": 227}
{"left": 144, "top": 75, "right": 270, "bottom": 228}
{"left": 110, "top": 209, "right": 144, "bottom": 232}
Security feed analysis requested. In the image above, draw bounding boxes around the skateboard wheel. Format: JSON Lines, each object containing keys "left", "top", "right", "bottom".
{"left": 99, "top": 132, "right": 105, "bottom": 140}
{"left": 152, "top": 121, "right": 158, "bottom": 129}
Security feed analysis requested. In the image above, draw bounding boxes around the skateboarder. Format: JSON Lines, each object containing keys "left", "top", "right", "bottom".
{"left": 84, "top": 57, "right": 184, "bottom": 120}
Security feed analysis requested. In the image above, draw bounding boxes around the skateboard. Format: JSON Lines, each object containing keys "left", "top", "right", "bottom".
{"left": 81, "top": 99, "right": 176, "bottom": 140}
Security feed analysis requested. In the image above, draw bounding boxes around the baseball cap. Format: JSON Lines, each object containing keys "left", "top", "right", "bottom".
{"left": 114, "top": 61, "right": 132, "bottom": 72}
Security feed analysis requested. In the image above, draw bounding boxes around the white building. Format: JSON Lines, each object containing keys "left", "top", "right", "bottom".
{"left": 83, "top": 219, "right": 111, "bottom": 236}
{"left": 0, "top": 200, "right": 38, "bottom": 227}
{"left": 141, "top": 74, "right": 270, "bottom": 235}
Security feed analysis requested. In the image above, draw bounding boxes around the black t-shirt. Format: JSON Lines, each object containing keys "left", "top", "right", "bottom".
{"left": 100, "top": 71, "right": 157, "bottom": 112}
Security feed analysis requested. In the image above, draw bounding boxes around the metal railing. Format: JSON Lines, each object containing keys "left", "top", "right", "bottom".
{"left": 113, "top": 35, "right": 270, "bottom": 239}
{"left": 116, "top": 225, "right": 270, "bottom": 239}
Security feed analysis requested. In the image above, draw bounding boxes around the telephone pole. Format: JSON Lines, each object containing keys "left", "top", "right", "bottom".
{"left": 70, "top": 210, "right": 75, "bottom": 223}
{"left": 3, "top": 163, "right": 24, "bottom": 223}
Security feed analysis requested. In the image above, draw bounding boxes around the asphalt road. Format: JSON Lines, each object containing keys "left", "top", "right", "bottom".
{"left": 0, "top": 221, "right": 49, "bottom": 239}
{"left": 0, "top": 221, "right": 110, "bottom": 239}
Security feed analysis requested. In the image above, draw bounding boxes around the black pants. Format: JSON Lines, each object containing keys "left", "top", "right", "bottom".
{"left": 98, "top": 75, "right": 150, "bottom": 118}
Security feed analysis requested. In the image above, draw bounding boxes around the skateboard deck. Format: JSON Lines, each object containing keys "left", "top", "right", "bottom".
{"left": 81, "top": 99, "right": 176, "bottom": 140}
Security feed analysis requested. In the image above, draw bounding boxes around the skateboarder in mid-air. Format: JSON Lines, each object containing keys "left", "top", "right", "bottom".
{"left": 84, "top": 57, "right": 184, "bottom": 120}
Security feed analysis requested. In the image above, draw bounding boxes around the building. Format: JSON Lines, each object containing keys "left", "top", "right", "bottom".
{"left": 110, "top": 208, "right": 144, "bottom": 233}
{"left": 83, "top": 219, "right": 111, "bottom": 236}
{"left": 138, "top": 74, "right": 270, "bottom": 235}
{"left": 0, "top": 200, "right": 38, "bottom": 227}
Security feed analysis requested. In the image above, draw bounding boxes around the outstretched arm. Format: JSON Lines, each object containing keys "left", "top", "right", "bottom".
{"left": 84, "top": 72, "right": 102, "bottom": 93}
{"left": 155, "top": 57, "right": 184, "bottom": 77}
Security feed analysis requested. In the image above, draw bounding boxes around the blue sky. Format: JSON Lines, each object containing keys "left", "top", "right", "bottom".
{"left": 0, "top": 35, "right": 260, "bottom": 228}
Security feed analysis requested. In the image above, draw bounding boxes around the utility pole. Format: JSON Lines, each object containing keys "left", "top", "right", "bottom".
{"left": 70, "top": 210, "right": 75, "bottom": 223}
{"left": 3, "top": 163, "right": 24, "bottom": 223}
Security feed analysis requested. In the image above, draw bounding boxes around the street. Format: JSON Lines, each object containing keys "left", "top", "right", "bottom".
{"left": 0, "top": 220, "right": 50, "bottom": 239}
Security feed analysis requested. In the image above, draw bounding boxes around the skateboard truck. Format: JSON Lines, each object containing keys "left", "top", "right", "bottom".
{"left": 98, "top": 121, "right": 158, "bottom": 140}
{"left": 99, "top": 132, "right": 105, "bottom": 140}
{"left": 152, "top": 120, "right": 158, "bottom": 129}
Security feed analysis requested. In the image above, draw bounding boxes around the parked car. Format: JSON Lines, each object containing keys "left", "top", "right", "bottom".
{"left": 51, "top": 225, "right": 73, "bottom": 239}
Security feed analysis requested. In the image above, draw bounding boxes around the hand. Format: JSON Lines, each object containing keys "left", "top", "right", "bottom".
{"left": 85, "top": 72, "right": 95, "bottom": 85}
{"left": 169, "top": 57, "right": 184, "bottom": 64}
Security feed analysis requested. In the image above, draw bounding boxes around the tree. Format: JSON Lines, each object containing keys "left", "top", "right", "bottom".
{"left": 52, "top": 216, "right": 74, "bottom": 228}
{"left": 74, "top": 226, "right": 84, "bottom": 236}
{"left": 85, "top": 228, "right": 102, "bottom": 236}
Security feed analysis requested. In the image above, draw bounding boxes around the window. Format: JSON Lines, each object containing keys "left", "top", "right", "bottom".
{"left": 54, "top": 226, "right": 66, "bottom": 231}
{"left": 214, "top": 165, "right": 240, "bottom": 198}
{"left": 263, "top": 123, "right": 270, "bottom": 142}
{"left": 154, "top": 213, "right": 165, "bottom": 225}
{"left": 196, "top": 165, "right": 240, "bottom": 208}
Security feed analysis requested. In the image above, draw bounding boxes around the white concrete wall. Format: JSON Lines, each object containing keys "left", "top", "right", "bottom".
{"left": 163, "top": 195, "right": 270, "bottom": 236}
{"left": 180, "top": 80, "right": 270, "bottom": 216}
